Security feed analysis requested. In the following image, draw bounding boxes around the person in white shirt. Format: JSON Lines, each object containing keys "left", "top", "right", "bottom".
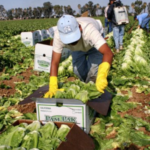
{"left": 104, "top": 2, "right": 113, "bottom": 34}
{"left": 44, "top": 15, "right": 113, "bottom": 98}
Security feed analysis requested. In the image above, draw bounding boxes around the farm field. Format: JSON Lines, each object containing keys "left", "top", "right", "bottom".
{"left": 0, "top": 16, "right": 150, "bottom": 150}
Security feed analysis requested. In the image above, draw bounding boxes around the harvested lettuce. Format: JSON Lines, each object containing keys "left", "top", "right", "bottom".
{"left": 56, "top": 124, "right": 70, "bottom": 141}
{"left": 21, "top": 131, "right": 39, "bottom": 150}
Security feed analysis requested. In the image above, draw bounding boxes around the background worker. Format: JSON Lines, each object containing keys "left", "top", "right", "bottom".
{"left": 134, "top": 13, "right": 150, "bottom": 33}
{"left": 44, "top": 15, "right": 113, "bottom": 98}
{"left": 107, "top": 0, "right": 125, "bottom": 53}
{"left": 104, "top": 2, "right": 113, "bottom": 35}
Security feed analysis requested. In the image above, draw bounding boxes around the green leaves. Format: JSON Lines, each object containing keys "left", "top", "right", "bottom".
{"left": 54, "top": 80, "right": 102, "bottom": 103}
{"left": 130, "top": 131, "right": 150, "bottom": 146}
{"left": 38, "top": 122, "right": 57, "bottom": 139}
{"left": 21, "top": 131, "right": 39, "bottom": 149}
{"left": 56, "top": 124, "right": 70, "bottom": 141}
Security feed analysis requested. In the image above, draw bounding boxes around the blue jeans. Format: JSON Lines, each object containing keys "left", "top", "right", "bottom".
{"left": 71, "top": 48, "right": 103, "bottom": 82}
{"left": 141, "top": 16, "right": 150, "bottom": 29}
{"left": 105, "top": 18, "right": 113, "bottom": 33}
{"left": 113, "top": 25, "right": 125, "bottom": 50}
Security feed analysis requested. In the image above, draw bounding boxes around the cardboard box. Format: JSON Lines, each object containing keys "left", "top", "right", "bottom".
{"left": 34, "top": 40, "right": 70, "bottom": 73}
{"left": 34, "top": 40, "right": 53, "bottom": 73}
{"left": 48, "top": 26, "right": 57, "bottom": 38}
{"left": 36, "top": 98, "right": 96, "bottom": 133}
{"left": 39, "top": 29, "right": 50, "bottom": 41}
{"left": 13, "top": 119, "right": 95, "bottom": 150}
{"left": 21, "top": 30, "right": 41, "bottom": 46}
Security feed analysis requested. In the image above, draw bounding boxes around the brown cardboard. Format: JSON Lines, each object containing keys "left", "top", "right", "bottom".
{"left": 37, "top": 39, "right": 53, "bottom": 46}
{"left": 81, "top": 11, "right": 89, "bottom": 17}
{"left": 13, "top": 120, "right": 95, "bottom": 150}
{"left": 19, "top": 85, "right": 49, "bottom": 105}
{"left": 87, "top": 90, "right": 112, "bottom": 116}
{"left": 19, "top": 85, "right": 112, "bottom": 116}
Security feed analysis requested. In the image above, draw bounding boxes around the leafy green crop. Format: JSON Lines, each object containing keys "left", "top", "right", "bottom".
{"left": 54, "top": 80, "right": 102, "bottom": 103}
{"left": 0, "top": 121, "right": 70, "bottom": 150}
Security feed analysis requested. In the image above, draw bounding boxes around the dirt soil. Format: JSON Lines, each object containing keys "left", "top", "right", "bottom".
{"left": 0, "top": 67, "right": 39, "bottom": 97}
{"left": 0, "top": 67, "right": 39, "bottom": 113}
{"left": 8, "top": 102, "right": 36, "bottom": 113}
{"left": 120, "top": 87, "right": 150, "bottom": 124}
{"left": 118, "top": 87, "right": 150, "bottom": 150}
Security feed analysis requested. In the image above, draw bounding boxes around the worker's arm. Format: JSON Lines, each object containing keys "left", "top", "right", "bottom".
{"left": 50, "top": 51, "right": 61, "bottom": 76}
{"left": 96, "top": 43, "right": 113, "bottom": 93}
{"left": 44, "top": 51, "right": 63, "bottom": 98}
{"left": 138, "top": 17, "right": 142, "bottom": 27}
{"left": 98, "top": 43, "right": 113, "bottom": 64}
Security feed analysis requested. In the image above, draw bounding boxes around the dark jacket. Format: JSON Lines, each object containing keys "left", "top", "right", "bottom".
{"left": 107, "top": 1, "right": 123, "bottom": 26}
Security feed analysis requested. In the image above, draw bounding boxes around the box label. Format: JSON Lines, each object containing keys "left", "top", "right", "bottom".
{"left": 37, "top": 104, "right": 86, "bottom": 129}
{"left": 34, "top": 55, "right": 51, "bottom": 72}
{"left": 45, "top": 115, "right": 77, "bottom": 122}
{"left": 22, "top": 40, "right": 31, "bottom": 46}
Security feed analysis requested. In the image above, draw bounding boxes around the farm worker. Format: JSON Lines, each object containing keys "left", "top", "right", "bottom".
{"left": 104, "top": 2, "right": 113, "bottom": 35}
{"left": 44, "top": 15, "right": 113, "bottom": 98}
{"left": 134, "top": 13, "right": 150, "bottom": 33}
{"left": 107, "top": 0, "right": 125, "bottom": 53}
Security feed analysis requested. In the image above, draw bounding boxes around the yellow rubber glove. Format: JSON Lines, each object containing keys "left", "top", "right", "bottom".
{"left": 96, "top": 62, "right": 110, "bottom": 93}
{"left": 44, "top": 76, "right": 64, "bottom": 98}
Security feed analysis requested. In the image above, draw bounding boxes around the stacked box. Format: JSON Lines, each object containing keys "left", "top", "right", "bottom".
{"left": 48, "top": 26, "right": 57, "bottom": 38}
{"left": 34, "top": 40, "right": 53, "bottom": 73}
{"left": 34, "top": 40, "right": 70, "bottom": 73}
{"left": 39, "top": 29, "right": 50, "bottom": 41}
{"left": 21, "top": 30, "right": 41, "bottom": 46}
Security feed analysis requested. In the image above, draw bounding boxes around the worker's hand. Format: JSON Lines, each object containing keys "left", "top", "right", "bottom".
{"left": 96, "top": 62, "right": 110, "bottom": 93}
{"left": 44, "top": 76, "right": 64, "bottom": 98}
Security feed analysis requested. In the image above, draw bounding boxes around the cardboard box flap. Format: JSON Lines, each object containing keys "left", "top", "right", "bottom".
{"left": 19, "top": 85, "right": 49, "bottom": 105}
{"left": 87, "top": 90, "right": 112, "bottom": 116}
{"left": 81, "top": 11, "right": 89, "bottom": 17}
{"left": 58, "top": 123, "right": 95, "bottom": 150}
{"left": 37, "top": 39, "right": 53, "bottom": 45}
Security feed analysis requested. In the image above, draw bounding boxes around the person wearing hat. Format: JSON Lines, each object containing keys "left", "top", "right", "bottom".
{"left": 107, "top": 0, "right": 125, "bottom": 53}
{"left": 44, "top": 15, "right": 113, "bottom": 98}
{"left": 134, "top": 13, "right": 150, "bottom": 33}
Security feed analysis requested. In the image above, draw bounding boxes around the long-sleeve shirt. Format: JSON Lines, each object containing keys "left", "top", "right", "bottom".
{"left": 137, "top": 13, "right": 149, "bottom": 26}
{"left": 104, "top": 6, "right": 109, "bottom": 18}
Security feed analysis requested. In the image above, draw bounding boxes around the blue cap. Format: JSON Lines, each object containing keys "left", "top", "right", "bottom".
{"left": 57, "top": 15, "right": 81, "bottom": 44}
